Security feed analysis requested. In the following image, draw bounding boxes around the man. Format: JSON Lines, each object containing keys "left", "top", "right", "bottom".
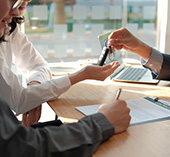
{"left": 0, "top": 0, "right": 131, "bottom": 156}
{"left": 0, "top": 98, "right": 130, "bottom": 156}
{"left": 1, "top": 0, "right": 119, "bottom": 127}
{"left": 108, "top": 27, "right": 170, "bottom": 81}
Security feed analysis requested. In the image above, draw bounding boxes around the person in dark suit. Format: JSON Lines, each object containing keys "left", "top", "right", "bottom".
{"left": 108, "top": 27, "right": 170, "bottom": 81}
{"left": 0, "top": 98, "right": 130, "bottom": 156}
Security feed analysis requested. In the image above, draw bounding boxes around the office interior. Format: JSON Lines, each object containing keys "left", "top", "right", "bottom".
{"left": 16, "top": 0, "right": 170, "bottom": 121}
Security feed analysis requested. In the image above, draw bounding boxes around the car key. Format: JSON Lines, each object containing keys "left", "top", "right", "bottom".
{"left": 97, "top": 46, "right": 110, "bottom": 66}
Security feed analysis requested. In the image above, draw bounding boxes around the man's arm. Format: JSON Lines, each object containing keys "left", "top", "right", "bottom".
{"left": 0, "top": 99, "right": 114, "bottom": 157}
{"left": 142, "top": 48, "right": 170, "bottom": 81}
{"left": 108, "top": 27, "right": 170, "bottom": 81}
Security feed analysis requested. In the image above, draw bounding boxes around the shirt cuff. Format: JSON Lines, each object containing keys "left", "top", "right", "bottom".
{"left": 52, "top": 76, "right": 71, "bottom": 94}
{"left": 141, "top": 47, "right": 163, "bottom": 75}
{"left": 90, "top": 113, "right": 115, "bottom": 142}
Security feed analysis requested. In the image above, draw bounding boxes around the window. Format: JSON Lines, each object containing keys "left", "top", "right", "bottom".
{"left": 24, "top": 0, "right": 158, "bottom": 67}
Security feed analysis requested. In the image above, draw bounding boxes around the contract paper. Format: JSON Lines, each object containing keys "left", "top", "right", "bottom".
{"left": 76, "top": 97, "right": 170, "bottom": 126}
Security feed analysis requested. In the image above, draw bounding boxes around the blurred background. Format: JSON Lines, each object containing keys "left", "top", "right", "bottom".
{"left": 22, "top": 0, "right": 159, "bottom": 65}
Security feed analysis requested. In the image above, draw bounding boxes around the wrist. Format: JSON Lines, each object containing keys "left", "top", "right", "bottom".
{"left": 136, "top": 41, "right": 152, "bottom": 61}
{"left": 27, "top": 81, "right": 41, "bottom": 86}
{"left": 68, "top": 68, "right": 86, "bottom": 85}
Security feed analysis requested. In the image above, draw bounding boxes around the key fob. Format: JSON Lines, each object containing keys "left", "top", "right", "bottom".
{"left": 97, "top": 46, "right": 110, "bottom": 66}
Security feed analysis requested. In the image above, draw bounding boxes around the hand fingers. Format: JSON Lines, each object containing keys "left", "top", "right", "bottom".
{"left": 22, "top": 112, "right": 28, "bottom": 126}
{"left": 108, "top": 27, "right": 126, "bottom": 39}
{"left": 34, "top": 105, "right": 42, "bottom": 123}
{"left": 103, "top": 61, "right": 119, "bottom": 69}
{"left": 27, "top": 105, "right": 42, "bottom": 126}
{"left": 21, "top": 105, "right": 42, "bottom": 127}
{"left": 111, "top": 61, "right": 120, "bottom": 67}
{"left": 102, "top": 62, "right": 120, "bottom": 78}
{"left": 109, "top": 38, "right": 126, "bottom": 46}
{"left": 114, "top": 45, "right": 124, "bottom": 50}
{"left": 103, "top": 62, "right": 120, "bottom": 72}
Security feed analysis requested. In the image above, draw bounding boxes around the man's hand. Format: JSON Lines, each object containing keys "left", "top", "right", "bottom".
{"left": 69, "top": 62, "right": 120, "bottom": 85}
{"left": 22, "top": 105, "right": 42, "bottom": 127}
{"left": 98, "top": 100, "right": 131, "bottom": 134}
{"left": 108, "top": 27, "right": 152, "bottom": 61}
{"left": 22, "top": 81, "right": 42, "bottom": 127}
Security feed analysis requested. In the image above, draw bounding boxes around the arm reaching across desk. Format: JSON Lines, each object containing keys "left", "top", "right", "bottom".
{"left": 108, "top": 27, "right": 170, "bottom": 81}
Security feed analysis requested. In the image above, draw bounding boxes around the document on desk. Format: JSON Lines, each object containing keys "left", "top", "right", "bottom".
{"left": 75, "top": 97, "right": 170, "bottom": 126}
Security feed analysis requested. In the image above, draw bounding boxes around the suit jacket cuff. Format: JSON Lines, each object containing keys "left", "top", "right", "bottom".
{"left": 90, "top": 113, "right": 115, "bottom": 142}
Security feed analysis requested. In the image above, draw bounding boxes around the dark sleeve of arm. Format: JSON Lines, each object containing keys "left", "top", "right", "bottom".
{"left": 0, "top": 99, "right": 114, "bottom": 157}
{"left": 156, "top": 54, "right": 170, "bottom": 81}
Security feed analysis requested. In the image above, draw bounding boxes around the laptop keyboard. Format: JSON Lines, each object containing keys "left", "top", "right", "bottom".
{"left": 116, "top": 67, "right": 148, "bottom": 81}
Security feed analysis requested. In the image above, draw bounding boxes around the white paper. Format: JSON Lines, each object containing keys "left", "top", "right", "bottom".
{"left": 76, "top": 97, "right": 170, "bottom": 126}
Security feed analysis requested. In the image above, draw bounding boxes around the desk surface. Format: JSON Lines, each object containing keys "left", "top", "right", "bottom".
{"left": 49, "top": 79, "right": 170, "bottom": 157}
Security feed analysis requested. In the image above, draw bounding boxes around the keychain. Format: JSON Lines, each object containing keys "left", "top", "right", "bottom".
{"left": 97, "top": 40, "right": 115, "bottom": 66}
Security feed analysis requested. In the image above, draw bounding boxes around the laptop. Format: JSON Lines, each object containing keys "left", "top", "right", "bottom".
{"left": 97, "top": 32, "right": 159, "bottom": 84}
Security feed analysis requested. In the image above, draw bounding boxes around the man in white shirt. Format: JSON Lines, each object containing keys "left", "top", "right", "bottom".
{"left": 1, "top": 0, "right": 120, "bottom": 127}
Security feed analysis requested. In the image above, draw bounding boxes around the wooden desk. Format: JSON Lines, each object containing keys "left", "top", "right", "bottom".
{"left": 49, "top": 80, "right": 170, "bottom": 157}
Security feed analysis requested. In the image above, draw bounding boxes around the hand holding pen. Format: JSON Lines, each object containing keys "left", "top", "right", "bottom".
{"left": 97, "top": 87, "right": 131, "bottom": 133}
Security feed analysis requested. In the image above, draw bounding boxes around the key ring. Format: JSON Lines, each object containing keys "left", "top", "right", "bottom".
{"left": 105, "top": 40, "right": 115, "bottom": 62}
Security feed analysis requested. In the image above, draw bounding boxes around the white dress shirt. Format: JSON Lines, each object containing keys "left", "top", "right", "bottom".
{"left": 0, "top": 26, "right": 71, "bottom": 114}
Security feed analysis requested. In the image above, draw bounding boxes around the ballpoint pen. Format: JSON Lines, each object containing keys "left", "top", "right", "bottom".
{"left": 115, "top": 88, "right": 122, "bottom": 100}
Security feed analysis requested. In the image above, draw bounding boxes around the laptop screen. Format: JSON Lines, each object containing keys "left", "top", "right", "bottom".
{"left": 98, "top": 32, "right": 125, "bottom": 77}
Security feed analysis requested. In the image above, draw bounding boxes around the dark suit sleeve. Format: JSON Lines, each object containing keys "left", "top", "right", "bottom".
{"left": 156, "top": 54, "right": 170, "bottom": 81}
{"left": 0, "top": 99, "right": 114, "bottom": 157}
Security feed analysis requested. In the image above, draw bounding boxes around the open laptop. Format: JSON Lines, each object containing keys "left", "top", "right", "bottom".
{"left": 98, "top": 32, "right": 159, "bottom": 84}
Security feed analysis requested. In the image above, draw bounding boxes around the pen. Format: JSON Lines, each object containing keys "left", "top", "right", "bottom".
{"left": 115, "top": 88, "right": 122, "bottom": 100}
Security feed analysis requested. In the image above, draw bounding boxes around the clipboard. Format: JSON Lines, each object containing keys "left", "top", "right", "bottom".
{"left": 75, "top": 96, "right": 170, "bottom": 126}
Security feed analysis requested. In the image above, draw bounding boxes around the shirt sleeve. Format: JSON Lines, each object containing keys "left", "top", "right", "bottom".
{"left": 11, "top": 26, "right": 52, "bottom": 83}
{"left": 0, "top": 99, "right": 114, "bottom": 157}
{"left": 141, "top": 48, "right": 163, "bottom": 78}
{"left": 0, "top": 26, "right": 72, "bottom": 114}
{"left": 0, "top": 54, "right": 71, "bottom": 114}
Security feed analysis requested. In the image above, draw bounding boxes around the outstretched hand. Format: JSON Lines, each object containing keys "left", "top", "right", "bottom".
{"left": 84, "top": 61, "right": 120, "bottom": 81}
{"left": 69, "top": 62, "right": 120, "bottom": 85}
